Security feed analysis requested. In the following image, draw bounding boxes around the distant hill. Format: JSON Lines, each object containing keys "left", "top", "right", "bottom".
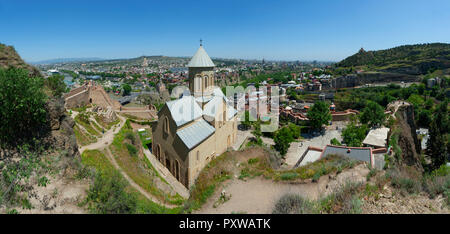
{"left": 31, "top": 57, "right": 106, "bottom": 65}
{"left": 0, "top": 43, "right": 41, "bottom": 76}
{"left": 337, "top": 43, "right": 450, "bottom": 75}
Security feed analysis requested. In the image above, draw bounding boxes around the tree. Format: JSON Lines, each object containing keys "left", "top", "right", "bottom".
{"left": 307, "top": 101, "right": 331, "bottom": 130}
{"left": 342, "top": 122, "right": 369, "bottom": 147}
{"left": 122, "top": 84, "right": 132, "bottom": 96}
{"left": 330, "top": 138, "right": 342, "bottom": 146}
{"left": 274, "top": 127, "right": 294, "bottom": 155}
{"left": 426, "top": 100, "right": 449, "bottom": 170}
{"left": 240, "top": 111, "right": 252, "bottom": 130}
{"left": 0, "top": 68, "right": 47, "bottom": 146}
{"left": 359, "top": 101, "right": 386, "bottom": 128}
{"left": 287, "top": 123, "right": 301, "bottom": 139}
{"left": 45, "top": 74, "right": 66, "bottom": 97}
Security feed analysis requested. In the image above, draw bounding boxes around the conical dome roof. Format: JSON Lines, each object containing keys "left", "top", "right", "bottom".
{"left": 187, "top": 45, "right": 215, "bottom": 67}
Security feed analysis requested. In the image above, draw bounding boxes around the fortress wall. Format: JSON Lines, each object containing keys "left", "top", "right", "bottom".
{"left": 64, "top": 86, "right": 87, "bottom": 98}
{"left": 65, "top": 90, "right": 90, "bottom": 108}
{"left": 120, "top": 111, "right": 156, "bottom": 120}
{"left": 331, "top": 112, "right": 356, "bottom": 121}
{"left": 90, "top": 89, "right": 112, "bottom": 108}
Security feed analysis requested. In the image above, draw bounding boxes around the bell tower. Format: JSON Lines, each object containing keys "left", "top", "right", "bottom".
{"left": 187, "top": 40, "right": 215, "bottom": 101}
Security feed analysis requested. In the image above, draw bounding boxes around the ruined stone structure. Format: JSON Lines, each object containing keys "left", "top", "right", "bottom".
{"left": 64, "top": 81, "right": 157, "bottom": 120}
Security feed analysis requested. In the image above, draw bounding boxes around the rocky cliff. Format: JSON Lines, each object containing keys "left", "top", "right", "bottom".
{"left": 0, "top": 43, "right": 41, "bottom": 77}
{"left": 44, "top": 97, "right": 80, "bottom": 158}
{"left": 0, "top": 43, "right": 79, "bottom": 159}
{"left": 388, "top": 102, "right": 423, "bottom": 171}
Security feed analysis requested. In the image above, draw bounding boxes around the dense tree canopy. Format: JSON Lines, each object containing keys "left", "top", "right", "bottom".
{"left": 359, "top": 101, "right": 386, "bottom": 128}
{"left": 0, "top": 68, "right": 48, "bottom": 146}
{"left": 307, "top": 101, "right": 331, "bottom": 130}
{"left": 122, "top": 84, "right": 132, "bottom": 96}
{"left": 45, "top": 74, "right": 67, "bottom": 97}
{"left": 273, "top": 124, "right": 301, "bottom": 155}
{"left": 342, "top": 122, "right": 369, "bottom": 147}
{"left": 274, "top": 127, "right": 294, "bottom": 156}
{"left": 426, "top": 100, "right": 449, "bottom": 170}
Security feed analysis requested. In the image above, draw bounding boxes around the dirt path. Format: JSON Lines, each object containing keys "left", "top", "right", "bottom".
{"left": 195, "top": 178, "right": 320, "bottom": 214}
{"left": 79, "top": 115, "right": 126, "bottom": 154}
{"left": 104, "top": 147, "right": 177, "bottom": 208}
{"left": 79, "top": 113, "right": 180, "bottom": 208}
{"left": 195, "top": 164, "right": 370, "bottom": 214}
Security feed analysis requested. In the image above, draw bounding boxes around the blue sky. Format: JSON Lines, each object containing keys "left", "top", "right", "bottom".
{"left": 1, "top": 0, "right": 449, "bottom": 62}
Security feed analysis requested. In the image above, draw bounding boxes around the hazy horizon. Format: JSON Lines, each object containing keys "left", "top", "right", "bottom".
{"left": 2, "top": 0, "right": 450, "bottom": 62}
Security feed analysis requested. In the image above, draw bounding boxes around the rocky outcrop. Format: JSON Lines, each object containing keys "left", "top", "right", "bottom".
{"left": 0, "top": 43, "right": 41, "bottom": 77}
{"left": 44, "top": 97, "right": 80, "bottom": 158}
{"left": 389, "top": 103, "right": 423, "bottom": 171}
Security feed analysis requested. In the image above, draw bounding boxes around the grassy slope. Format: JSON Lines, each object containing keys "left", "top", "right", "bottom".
{"left": 81, "top": 149, "right": 181, "bottom": 213}
{"left": 109, "top": 120, "right": 184, "bottom": 205}
{"left": 337, "top": 43, "right": 450, "bottom": 74}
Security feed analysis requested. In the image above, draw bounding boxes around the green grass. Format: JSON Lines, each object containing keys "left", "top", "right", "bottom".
{"left": 272, "top": 182, "right": 364, "bottom": 214}
{"left": 280, "top": 172, "right": 299, "bottom": 181}
{"left": 80, "top": 149, "right": 180, "bottom": 213}
{"left": 138, "top": 129, "right": 152, "bottom": 149}
{"left": 182, "top": 152, "right": 233, "bottom": 213}
{"left": 238, "top": 153, "right": 358, "bottom": 182}
{"left": 94, "top": 114, "right": 120, "bottom": 130}
{"left": 110, "top": 120, "right": 184, "bottom": 205}
{"left": 74, "top": 114, "right": 101, "bottom": 137}
{"left": 74, "top": 125, "right": 97, "bottom": 146}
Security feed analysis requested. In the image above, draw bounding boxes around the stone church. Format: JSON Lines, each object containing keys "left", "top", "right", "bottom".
{"left": 152, "top": 44, "right": 238, "bottom": 188}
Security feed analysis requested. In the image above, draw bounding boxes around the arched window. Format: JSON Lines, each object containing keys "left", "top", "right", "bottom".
{"left": 196, "top": 151, "right": 200, "bottom": 161}
{"left": 195, "top": 76, "right": 201, "bottom": 92}
{"left": 223, "top": 109, "right": 226, "bottom": 124}
{"left": 174, "top": 160, "right": 180, "bottom": 181}
{"left": 163, "top": 117, "right": 169, "bottom": 134}
{"left": 155, "top": 144, "right": 161, "bottom": 161}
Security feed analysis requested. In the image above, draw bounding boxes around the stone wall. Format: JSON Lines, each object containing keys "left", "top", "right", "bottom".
{"left": 65, "top": 89, "right": 90, "bottom": 109}
{"left": 329, "top": 72, "right": 419, "bottom": 89}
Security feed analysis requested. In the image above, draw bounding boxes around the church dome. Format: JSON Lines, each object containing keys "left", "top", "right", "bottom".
{"left": 187, "top": 45, "right": 215, "bottom": 68}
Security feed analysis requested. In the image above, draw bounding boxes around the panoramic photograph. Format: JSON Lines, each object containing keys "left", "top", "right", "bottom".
{"left": 0, "top": 0, "right": 449, "bottom": 228}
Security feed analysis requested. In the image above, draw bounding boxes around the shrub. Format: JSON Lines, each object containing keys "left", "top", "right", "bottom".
{"left": 280, "top": 172, "right": 298, "bottom": 181}
{"left": 248, "top": 158, "right": 259, "bottom": 165}
{"left": 387, "top": 169, "right": 422, "bottom": 195}
{"left": 366, "top": 167, "right": 377, "bottom": 181}
{"left": 330, "top": 138, "right": 341, "bottom": 146}
{"left": 126, "top": 143, "right": 138, "bottom": 157}
{"left": 44, "top": 74, "right": 66, "bottom": 97}
{"left": 125, "top": 132, "right": 136, "bottom": 145}
{"left": 0, "top": 68, "right": 48, "bottom": 146}
{"left": 85, "top": 171, "right": 138, "bottom": 214}
{"left": 272, "top": 194, "right": 315, "bottom": 214}
{"left": 312, "top": 172, "right": 321, "bottom": 182}
{"left": 318, "top": 182, "right": 363, "bottom": 214}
